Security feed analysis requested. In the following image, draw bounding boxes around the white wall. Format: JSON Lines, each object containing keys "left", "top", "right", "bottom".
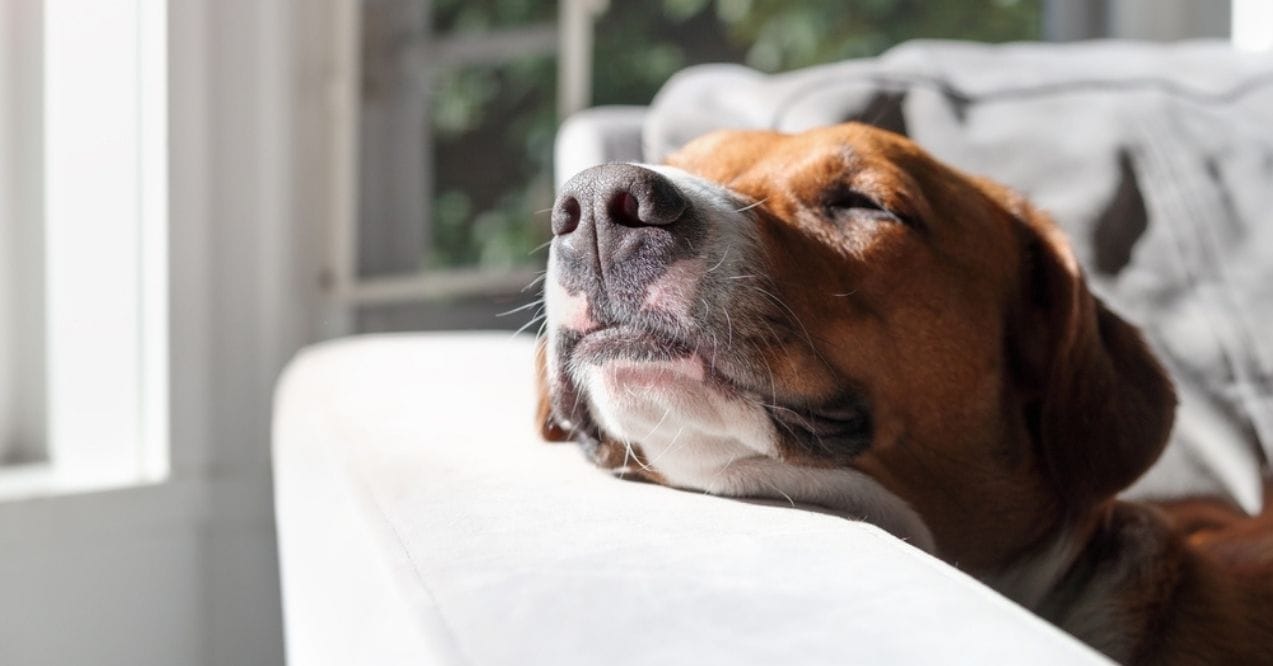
{"left": 1232, "top": 0, "right": 1273, "bottom": 51}
{"left": 1108, "top": 0, "right": 1231, "bottom": 40}
{"left": 1045, "top": 0, "right": 1232, "bottom": 41}
{"left": 0, "top": 0, "right": 333, "bottom": 663}
{"left": 0, "top": 485, "right": 207, "bottom": 665}
{"left": 0, "top": 3, "right": 14, "bottom": 462}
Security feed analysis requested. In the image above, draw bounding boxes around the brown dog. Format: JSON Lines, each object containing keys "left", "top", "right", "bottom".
{"left": 535, "top": 123, "right": 1273, "bottom": 664}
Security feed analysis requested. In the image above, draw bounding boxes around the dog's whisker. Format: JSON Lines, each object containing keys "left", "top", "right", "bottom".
{"left": 733, "top": 198, "right": 769, "bottom": 214}
{"left": 511, "top": 312, "right": 546, "bottom": 337}
{"left": 627, "top": 438, "right": 657, "bottom": 473}
{"left": 705, "top": 249, "right": 731, "bottom": 274}
{"left": 643, "top": 406, "right": 674, "bottom": 444}
{"left": 742, "top": 282, "right": 841, "bottom": 377}
{"left": 771, "top": 484, "right": 797, "bottom": 508}
{"left": 647, "top": 424, "right": 689, "bottom": 467}
{"left": 569, "top": 374, "right": 586, "bottom": 416}
{"left": 723, "top": 307, "right": 734, "bottom": 350}
{"left": 497, "top": 299, "right": 545, "bottom": 317}
{"left": 521, "top": 271, "right": 548, "bottom": 292}
{"left": 744, "top": 284, "right": 818, "bottom": 351}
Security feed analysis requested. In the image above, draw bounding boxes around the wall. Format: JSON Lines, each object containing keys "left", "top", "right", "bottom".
{"left": 0, "top": 0, "right": 332, "bottom": 663}
{"left": 1108, "top": 0, "right": 1230, "bottom": 40}
{"left": 1046, "top": 0, "right": 1232, "bottom": 41}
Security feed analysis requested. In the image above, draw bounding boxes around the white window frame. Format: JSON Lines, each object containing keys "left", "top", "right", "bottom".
{"left": 1232, "top": 0, "right": 1273, "bottom": 51}
{"left": 324, "top": 0, "right": 603, "bottom": 316}
{"left": 2, "top": 0, "right": 323, "bottom": 661}
{"left": 0, "top": 0, "right": 168, "bottom": 499}
{"left": 0, "top": 0, "right": 46, "bottom": 468}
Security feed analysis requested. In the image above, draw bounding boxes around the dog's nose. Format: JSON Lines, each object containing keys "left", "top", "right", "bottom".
{"left": 552, "top": 164, "right": 687, "bottom": 262}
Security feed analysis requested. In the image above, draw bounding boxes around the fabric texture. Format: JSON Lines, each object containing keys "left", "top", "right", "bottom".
{"left": 636, "top": 40, "right": 1273, "bottom": 513}
{"left": 273, "top": 333, "right": 1109, "bottom": 665}
{"left": 554, "top": 105, "right": 648, "bottom": 191}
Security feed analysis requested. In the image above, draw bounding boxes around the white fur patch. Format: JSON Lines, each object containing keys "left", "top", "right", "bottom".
{"left": 643, "top": 258, "right": 705, "bottom": 324}
{"left": 584, "top": 356, "right": 933, "bottom": 550}
{"left": 545, "top": 271, "right": 595, "bottom": 333}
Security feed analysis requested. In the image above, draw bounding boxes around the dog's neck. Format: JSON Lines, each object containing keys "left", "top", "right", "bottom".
{"left": 980, "top": 501, "right": 1191, "bottom": 664}
{"left": 856, "top": 419, "right": 1066, "bottom": 571}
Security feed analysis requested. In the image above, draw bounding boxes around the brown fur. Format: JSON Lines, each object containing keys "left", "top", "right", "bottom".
{"left": 536, "top": 123, "right": 1273, "bottom": 663}
{"left": 534, "top": 339, "right": 569, "bottom": 442}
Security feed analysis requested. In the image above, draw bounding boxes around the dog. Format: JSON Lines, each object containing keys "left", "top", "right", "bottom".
{"left": 534, "top": 123, "right": 1273, "bottom": 664}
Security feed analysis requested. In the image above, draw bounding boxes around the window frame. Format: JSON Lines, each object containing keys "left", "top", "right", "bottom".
{"left": 0, "top": 0, "right": 46, "bottom": 469}
{"left": 0, "top": 0, "right": 169, "bottom": 498}
{"left": 0, "top": 0, "right": 335, "bottom": 661}
{"left": 1232, "top": 0, "right": 1273, "bottom": 51}
{"left": 325, "top": 0, "right": 600, "bottom": 317}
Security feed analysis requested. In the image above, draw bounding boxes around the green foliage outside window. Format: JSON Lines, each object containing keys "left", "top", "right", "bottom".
{"left": 425, "top": 0, "right": 1041, "bottom": 271}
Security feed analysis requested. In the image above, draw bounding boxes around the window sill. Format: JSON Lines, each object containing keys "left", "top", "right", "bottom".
{"left": 0, "top": 461, "right": 168, "bottom": 503}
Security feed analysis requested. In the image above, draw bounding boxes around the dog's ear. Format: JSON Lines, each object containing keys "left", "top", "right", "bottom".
{"left": 534, "top": 337, "right": 571, "bottom": 442}
{"left": 1008, "top": 203, "right": 1176, "bottom": 510}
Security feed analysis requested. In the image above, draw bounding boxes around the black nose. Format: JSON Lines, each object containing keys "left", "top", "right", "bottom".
{"left": 552, "top": 164, "right": 687, "bottom": 238}
{"left": 551, "top": 164, "right": 704, "bottom": 309}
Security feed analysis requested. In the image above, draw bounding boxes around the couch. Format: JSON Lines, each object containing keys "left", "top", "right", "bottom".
{"left": 275, "top": 40, "right": 1272, "bottom": 665}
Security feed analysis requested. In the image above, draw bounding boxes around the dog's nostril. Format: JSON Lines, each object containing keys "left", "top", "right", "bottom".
{"left": 608, "top": 191, "right": 644, "bottom": 228}
{"left": 552, "top": 164, "right": 688, "bottom": 241}
{"left": 552, "top": 196, "right": 581, "bottom": 236}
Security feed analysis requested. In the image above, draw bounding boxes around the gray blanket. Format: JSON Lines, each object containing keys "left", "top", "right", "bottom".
{"left": 642, "top": 40, "right": 1273, "bottom": 512}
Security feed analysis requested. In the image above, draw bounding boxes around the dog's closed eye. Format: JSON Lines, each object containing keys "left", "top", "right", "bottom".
{"left": 824, "top": 188, "right": 887, "bottom": 214}
{"left": 821, "top": 185, "right": 916, "bottom": 229}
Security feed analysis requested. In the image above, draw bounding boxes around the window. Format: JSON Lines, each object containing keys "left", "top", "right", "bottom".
{"left": 593, "top": 0, "right": 1039, "bottom": 100}
{"left": 337, "top": 0, "right": 1265, "bottom": 334}
{"left": 335, "top": 0, "right": 574, "bottom": 320}
{"left": 1233, "top": 0, "right": 1273, "bottom": 51}
{"left": 0, "top": 0, "right": 167, "bottom": 496}
{"left": 340, "top": 0, "right": 1043, "bottom": 332}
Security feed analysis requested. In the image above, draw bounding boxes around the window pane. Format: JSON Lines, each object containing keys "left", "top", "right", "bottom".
{"left": 594, "top": 0, "right": 1041, "bottom": 106}
{"left": 0, "top": 0, "right": 168, "bottom": 489}
{"left": 353, "top": 0, "right": 1043, "bottom": 326}
{"left": 430, "top": 56, "right": 556, "bottom": 270}
{"left": 433, "top": 0, "right": 557, "bottom": 34}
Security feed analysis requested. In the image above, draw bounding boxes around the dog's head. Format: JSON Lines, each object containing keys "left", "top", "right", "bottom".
{"left": 537, "top": 123, "right": 1175, "bottom": 568}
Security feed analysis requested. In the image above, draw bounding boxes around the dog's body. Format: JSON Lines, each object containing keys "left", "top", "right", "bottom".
{"left": 536, "top": 123, "right": 1273, "bottom": 663}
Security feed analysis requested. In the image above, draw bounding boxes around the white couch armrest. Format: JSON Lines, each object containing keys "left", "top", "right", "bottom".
{"left": 273, "top": 333, "right": 1110, "bottom": 665}
{"left": 554, "top": 106, "right": 648, "bottom": 190}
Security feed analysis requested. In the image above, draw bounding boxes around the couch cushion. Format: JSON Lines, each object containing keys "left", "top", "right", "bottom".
{"left": 274, "top": 333, "right": 1108, "bottom": 665}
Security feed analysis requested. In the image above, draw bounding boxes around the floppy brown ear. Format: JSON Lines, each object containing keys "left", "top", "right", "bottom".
{"left": 1011, "top": 209, "right": 1176, "bottom": 510}
{"left": 534, "top": 337, "right": 571, "bottom": 442}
